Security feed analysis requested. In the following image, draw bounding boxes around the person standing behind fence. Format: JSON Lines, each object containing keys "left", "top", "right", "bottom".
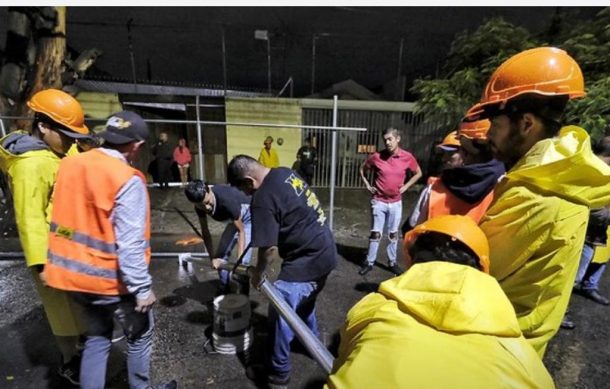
{"left": 296, "top": 137, "right": 318, "bottom": 185}
{"left": 174, "top": 138, "right": 191, "bottom": 186}
{"left": 0, "top": 89, "right": 91, "bottom": 385}
{"left": 153, "top": 131, "right": 173, "bottom": 189}
{"left": 358, "top": 127, "right": 422, "bottom": 277}
{"left": 258, "top": 136, "right": 280, "bottom": 168}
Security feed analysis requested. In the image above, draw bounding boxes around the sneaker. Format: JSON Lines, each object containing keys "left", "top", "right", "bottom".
{"left": 153, "top": 380, "right": 178, "bottom": 389}
{"left": 268, "top": 373, "right": 290, "bottom": 386}
{"left": 358, "top": 264, "right": 373, "bottom": 276}
{"left": 388, "top": 263, "right": 402, "bottom": 276}
{"left": 560, "top": 314, "right": 575, "bottom": 330}
{"left": 578, "top": 289, "right": 610, "bottom": 306}
{"left": 58, "top": 355, "right": 80, "bottom": 386}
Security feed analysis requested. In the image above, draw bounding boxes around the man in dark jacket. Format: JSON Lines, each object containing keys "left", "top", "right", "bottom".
{"left": 152, "top": 131, "right": 173, "bottom": 189}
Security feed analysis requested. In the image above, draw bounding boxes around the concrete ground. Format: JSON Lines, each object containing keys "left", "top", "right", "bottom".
{"left": 0, "top": 187, "right": 609, "bottom": 388}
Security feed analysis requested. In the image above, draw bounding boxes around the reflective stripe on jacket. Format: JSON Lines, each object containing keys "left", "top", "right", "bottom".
{"left": 45, "top": 149, "right": 151, "bottom": 295}
{"left": 427, "top": 176, "right": 495, "bottom": 223}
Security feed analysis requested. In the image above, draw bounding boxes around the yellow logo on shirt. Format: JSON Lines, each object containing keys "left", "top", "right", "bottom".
{"left": 285, "top": 173, "right": 305, "bottom": 196}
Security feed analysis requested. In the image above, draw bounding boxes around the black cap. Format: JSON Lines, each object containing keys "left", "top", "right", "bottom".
{"left": 97, "top": 111, "right": 149, "bottom": 145}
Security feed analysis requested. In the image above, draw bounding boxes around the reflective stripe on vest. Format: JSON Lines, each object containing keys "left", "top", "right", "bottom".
{"left": 428, "top": 177, "right": 495, "bottom": 223}
{"left": 50, "top": 221, "right": 117, "bottom": 254}
{"left": 48, "top": 251, "right": 118, "bottom": 279}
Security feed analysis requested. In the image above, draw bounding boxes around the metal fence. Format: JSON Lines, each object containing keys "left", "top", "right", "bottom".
{"left": 302, "top": 102, "right": 442, "bottom": 188}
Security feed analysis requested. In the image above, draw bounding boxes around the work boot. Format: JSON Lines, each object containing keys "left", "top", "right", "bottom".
{"left": 388, "top": 263, "right": 402, "bottom": 276}
{"left": 581, "top": 289, "right": 610, "bottom": 305}
{"left": 358, "top": 264, "right": 373, "bottom": 276}
{"left": 560, "top": 314, "right": 575, "bottom": 330}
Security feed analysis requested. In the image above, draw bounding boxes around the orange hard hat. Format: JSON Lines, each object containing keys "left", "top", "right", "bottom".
{"left": 458, "top": 115, "right": 491, "bottom": 140}
{"left": 403, "top": 215, "right": 490, "bottom": 273}
{"left": 466, "top": 47, "right": 585, "bottom": 121}
{"left": 27, "top": 89, "right": 89, "bottom": 135}
{"left": 436, "top": 130, "right": 460, "bottom": 150}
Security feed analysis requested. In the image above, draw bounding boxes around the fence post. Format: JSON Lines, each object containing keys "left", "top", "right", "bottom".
{"left": 329, "top": 95, "right": 338, "bottom": 230}
{"left": 195, "top": 95, "right": 205, "bottom": 181}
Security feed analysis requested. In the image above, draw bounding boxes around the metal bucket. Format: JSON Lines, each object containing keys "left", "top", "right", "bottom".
{"left": 212, "top": 293, "right": 253, "bottom": 354}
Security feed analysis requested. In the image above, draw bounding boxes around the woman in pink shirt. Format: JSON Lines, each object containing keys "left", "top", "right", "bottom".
{"left": 173, "top": 138, "right": 192, "bottom": 186}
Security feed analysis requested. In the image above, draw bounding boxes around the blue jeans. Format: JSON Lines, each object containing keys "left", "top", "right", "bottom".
{"left": 70, "top": 293, "right": 154, "bottom": 389}
{"left": 216, "top": 204, "right": 252, "bottom": 288}
{"left": 267, "top": 278, "right": 326, "bottom": 379}
{"left": 575, "top": 243, "right": 607, "bottom": 291}
{"left": 366, "top": 199, "right": 402, "bottom": 265}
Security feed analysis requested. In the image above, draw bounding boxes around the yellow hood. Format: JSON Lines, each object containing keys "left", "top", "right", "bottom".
{"left": 379, "top": 261, "right": 521, "bottom": 337}
{"left": 505, "top": 126, "right": 610, "bottom": 208}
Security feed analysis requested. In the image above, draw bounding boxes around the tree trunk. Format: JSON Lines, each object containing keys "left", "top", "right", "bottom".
{"left": 16, "top": 6, "right": 66, "bottom": 121}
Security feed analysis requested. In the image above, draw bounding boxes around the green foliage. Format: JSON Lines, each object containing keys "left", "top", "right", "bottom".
{"left": 411, "top": 18, "right": 537, "bottom": 129}
{"left": 413, "top": 8, "right": 610, "bottom": 137}
{"left": 560, "top": 8, "right": 610, "bottom": 136}
{"left": 564, "top": 77, "right": 610, "bottom": 141}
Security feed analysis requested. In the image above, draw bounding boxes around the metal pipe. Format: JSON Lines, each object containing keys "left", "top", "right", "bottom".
{"left": 0, "top": 252, "right": 210, "bottom": 259}
{"left": 195, "top": 95, "right": 205, "bottom": 181}
{"left": 266, "top": 37, "right": 272, "bottom": 94}
{"left": 0, "top": 118, "right": 6, "bottom": 137}
{"left": 395, "top": 38, "right": 404, "bottom": 101}
{"left": 310, "top": 34, "right": 316, "bottom": 95}
{"left": 221, "top": 24, "right": 228, "bottom": 96}
{"left": 259, "top": 278, "right": 334, "bottom": 373}
{"left": 329, "top": 95, "right": 339, "bottom": 230}
{"left": 0, "top": 116, "right": 366, "bottom": 132}
{"left": 126, "top": 18, "right": 137, "bottom": 89}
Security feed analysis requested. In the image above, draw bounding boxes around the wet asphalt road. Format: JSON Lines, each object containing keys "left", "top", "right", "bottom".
{"left": 1, "top": 187, "right": 609, "bottom": 388}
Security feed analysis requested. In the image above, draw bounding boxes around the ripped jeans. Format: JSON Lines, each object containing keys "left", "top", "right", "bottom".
{"left": 365, "top": 199, "right": 402, "bottom": 265}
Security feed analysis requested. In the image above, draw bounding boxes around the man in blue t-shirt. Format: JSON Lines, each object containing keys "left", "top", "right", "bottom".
{"left": 184, "top": 180, "right": 252, "bottom": 294}
{"left": 227, "top": 154, "right": 337, "bottom": 386}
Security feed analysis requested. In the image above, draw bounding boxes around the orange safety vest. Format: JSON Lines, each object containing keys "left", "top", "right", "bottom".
{"left": 427, "top": 176, "right": 495, "bottom": 223}
{"left": 45, "top": 149, "right": 151, "bottom": 296}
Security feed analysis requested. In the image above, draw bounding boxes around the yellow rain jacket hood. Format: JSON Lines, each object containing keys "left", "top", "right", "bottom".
{"left": 326, "top": 262, "right": 554, "bottom": 389}
{"left": 480, "top": 126, "right": 610, "bottom": 356}
{"left": 0, "top": 131, "right": 61, "bottom": 267}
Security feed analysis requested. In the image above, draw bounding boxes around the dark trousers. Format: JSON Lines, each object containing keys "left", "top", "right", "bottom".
{"left": 156, "top": 159, "right": 172, "bottom": 188}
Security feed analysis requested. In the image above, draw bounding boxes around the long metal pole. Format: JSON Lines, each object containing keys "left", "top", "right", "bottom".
{"left": 195, "top": 96, "right": 205, "bottom": 181}
{"left": 329, "top": 95, "right": 338, "bottom": 230}
{"left": 0, "top": 119, "right": 6, "bottom": 137}
{"left": 395, "top": 38, "right": 404, "bottom": 101}
{"left": 310, "top": 34, "right": 316, "bottom": 95}
{"left": 127, "top": 18, "right": 137, "bottom": 89}
{"left": 266, "top": 38, "right": 271, "bottom": 94}
{"left": 221, "top": 25, "right": 227, "bottom": 96}
{"left": 259, "top": 279, "right": 334, "bottom": 373}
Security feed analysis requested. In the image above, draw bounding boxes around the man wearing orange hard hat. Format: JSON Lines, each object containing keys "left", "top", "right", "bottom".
{"left": 0, "top": 88, "right": 92, "bottom": 384}
{"left": 327, "top": 215, "right": 554, "bottom": 389}
{"left": 404, "top": 116, "right": 504, "bottom": 234}
{"left": 466, "top": 47, "right": 610, "bottom": 356}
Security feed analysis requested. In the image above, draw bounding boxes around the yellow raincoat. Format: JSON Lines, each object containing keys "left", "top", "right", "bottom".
{"left": 480, "top": 126, "right": 610, "bottom": 356}
{"left": 327, "top": 262, "right": 554, "bottom": 389}
{"left": 0, "top": 131, "right": 83, "bottom": 336}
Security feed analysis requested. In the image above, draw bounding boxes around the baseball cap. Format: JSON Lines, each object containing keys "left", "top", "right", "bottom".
{"left": 97, "top": 111, "right": 149, "bottom": 145}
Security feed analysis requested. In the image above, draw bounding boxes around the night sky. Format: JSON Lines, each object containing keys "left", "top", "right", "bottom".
{"left": 0, "top": 7, "right": 603, "bottom": 97}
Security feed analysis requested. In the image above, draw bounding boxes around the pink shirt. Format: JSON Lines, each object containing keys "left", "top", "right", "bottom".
{"left": 173, "top": 146, "right": 192, "bottom": 166}
{"left": 365, "top": 148, "right": 419, "bottom": 203}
